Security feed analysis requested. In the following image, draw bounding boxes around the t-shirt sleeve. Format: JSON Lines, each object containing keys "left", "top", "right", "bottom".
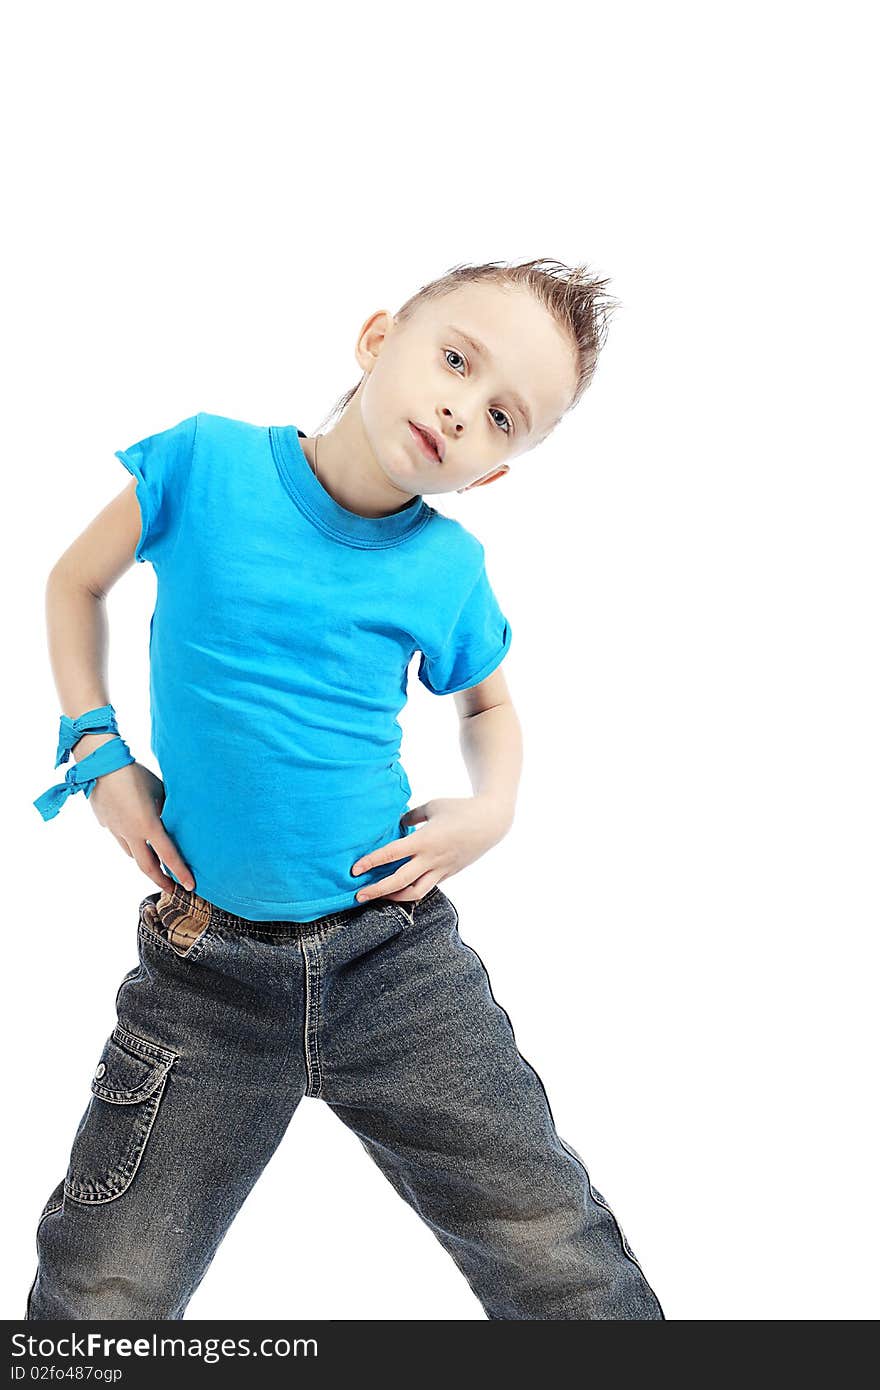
{"left": 417, "top": 552, "right": 513, "bottom": 696}
{"left": 115, "top": 413, "right": 200, "bottom": 565}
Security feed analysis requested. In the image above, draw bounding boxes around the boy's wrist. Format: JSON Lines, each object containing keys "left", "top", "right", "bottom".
{"left": 72, "top": 731, "right": 120, "bottom": 761}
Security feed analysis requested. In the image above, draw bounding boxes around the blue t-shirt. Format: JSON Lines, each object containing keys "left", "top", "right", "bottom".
{"left": 114, "top": 412, "right": 512, "bottom": 921}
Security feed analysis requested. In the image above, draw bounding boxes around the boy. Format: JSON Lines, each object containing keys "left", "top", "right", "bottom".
{"left": 27, "top": 259, "right": 665, "bottom": 1320}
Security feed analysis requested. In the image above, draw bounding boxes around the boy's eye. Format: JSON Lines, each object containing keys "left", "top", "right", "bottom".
{"left": 445, "top": 348, "right": 466, "bottom": 373}
{"left": 489, "top": 408, "right": 512, "bottom": 434}
{"left": 444, "top": 349, "right": 512, "bottom": 436}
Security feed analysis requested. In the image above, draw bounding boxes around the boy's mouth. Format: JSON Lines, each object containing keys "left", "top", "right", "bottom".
{"left": 408, "top": 421, "right": 444, "bottom": 463}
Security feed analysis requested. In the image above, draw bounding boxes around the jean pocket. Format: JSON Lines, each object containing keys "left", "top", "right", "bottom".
{"left": 139, "top": 886, "right": 215, "bottom": 960}
{"left": 64, "top": 1024, "right": 177, "bottom": 1206}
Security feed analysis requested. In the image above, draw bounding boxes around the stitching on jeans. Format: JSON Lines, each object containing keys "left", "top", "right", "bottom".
{"left": 92, "top": 1060, "right": 169, "bottom": 1105}
{"left": 210, "top": 923, "right": 337, "bottom": 938}
{"left": 64, "top": 1071, "right": 170, "bottom": 1205}
{"left": 207, "top": 901, "right": 356, "bottom": 936}
{"left": 555, "top": 1136, "right": 654, "bottom": 1284}
{"left": 313, "top": 934, "right": 324, "bottom": 1098}
{"left": 64, "top": 1083, "right": 162, "bottom": 1204}
{"left": 300, "top": 938, "right": 315, "bottom": 1096}
{"left": 26, "top": 1191, "right": 66, "bottom": 1315}
{"left": 450, "top": 929, "right": 661, "bottom": 1303}
{"left": 87, "top": 1026, "right": 176, "bottom": 1107}
{"left": 385, "top": 883, "right": 443, "bottom": 930}
{"left": 112, "top": 1023, "right": 178, "bottom": 1066}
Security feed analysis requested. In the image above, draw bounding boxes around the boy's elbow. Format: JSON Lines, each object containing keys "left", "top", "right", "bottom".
{"left": 46, "top": 560, "right": 71, "bottom": 592}
{"left": 46, "top": 559, "right": 104, "bottom": 603}
{"left": 46, "top": 558, "right": 79, "bottom": 592}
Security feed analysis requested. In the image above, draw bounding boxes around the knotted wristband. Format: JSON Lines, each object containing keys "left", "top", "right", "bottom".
{"left": 54, "top": 702, "right": 119, "bottom": 766}
{"left": 34, "top": 704, "right": 135, "bottom": 821}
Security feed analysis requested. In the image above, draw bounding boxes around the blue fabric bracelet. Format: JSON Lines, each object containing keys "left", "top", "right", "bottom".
{"left": 33, "top": 735, "right": 135, "bottom": 822}
{"left": 54, "top": 703, "right": 120, "bottom": 768}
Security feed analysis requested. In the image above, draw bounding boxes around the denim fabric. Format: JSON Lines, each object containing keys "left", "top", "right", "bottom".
{"left": 26, "top": 882, "right": 664, "bottom": 1320}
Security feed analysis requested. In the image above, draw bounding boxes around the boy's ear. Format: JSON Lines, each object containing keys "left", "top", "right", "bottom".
{"left": 457, "top": 465, "right": 510, "bottom": 494}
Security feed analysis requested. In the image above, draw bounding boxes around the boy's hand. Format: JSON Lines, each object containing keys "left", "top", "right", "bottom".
{"left": 350, "top": 795, "right": 513, "bottom": 904}
{"left": 86, "top": 760, "right": 196, "bottom": 893}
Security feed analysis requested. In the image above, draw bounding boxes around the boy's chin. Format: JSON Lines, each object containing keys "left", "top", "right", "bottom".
{"left": 381, "top": 460, "right": 429, "bottom": 499}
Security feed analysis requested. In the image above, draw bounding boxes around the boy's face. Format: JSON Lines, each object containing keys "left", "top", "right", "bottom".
{"left": 356, "top": 282, "right": 578, "bottom": 497}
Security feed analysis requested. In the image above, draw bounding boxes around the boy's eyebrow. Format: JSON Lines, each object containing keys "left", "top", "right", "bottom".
{"left": 446, "top": 324, "right": 534, "bottom": 434}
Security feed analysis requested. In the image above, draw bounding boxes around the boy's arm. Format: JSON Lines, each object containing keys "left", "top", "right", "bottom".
{"left": 45, "top": 480, "right": 141, "bottom": 760}
{"left": 454, "top": 666, "right": 521, "bottom": 836}
{"left": 42, "top": 480, "right": 194, "bottom": 891}
{"left": 351, "top": 665, "right": 519, "bottom": 902}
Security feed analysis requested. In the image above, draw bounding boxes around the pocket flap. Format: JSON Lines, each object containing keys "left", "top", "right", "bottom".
{"left": 91, "top": 1025, "right": 176, "bottom": 1105}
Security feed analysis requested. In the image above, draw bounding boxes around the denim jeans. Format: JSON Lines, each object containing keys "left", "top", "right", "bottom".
{"left": 26, "top": 881, "right": 664, "bottom": 1320}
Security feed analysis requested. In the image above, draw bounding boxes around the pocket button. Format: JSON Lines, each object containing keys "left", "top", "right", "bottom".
{"left": 94, "top": 1063, "right": 106, "bottom": 1079}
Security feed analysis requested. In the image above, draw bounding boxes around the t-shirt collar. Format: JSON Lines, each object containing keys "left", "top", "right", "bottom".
{"left": 269, "top": 424, "right": 432, "bottom": 549}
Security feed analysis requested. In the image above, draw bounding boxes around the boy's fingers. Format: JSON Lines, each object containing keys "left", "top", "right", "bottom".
{"left": 351, "top": 836, "right": 416, "bottom": 875}
{"left": 356, "top": 865, "right": 418, "bottom": 902}
{"left": 383, "top": 871, "right": 439, "bottom": 902}
{"left": 146, "top": 825, "right": 195, "bottom": 890}
{"left": 132, "top": 843, "right": 176, "bottom": 892}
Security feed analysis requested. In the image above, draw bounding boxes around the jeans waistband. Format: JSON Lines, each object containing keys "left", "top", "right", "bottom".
{"left": 163, "top": 881, "right": 365, "bottom": 935}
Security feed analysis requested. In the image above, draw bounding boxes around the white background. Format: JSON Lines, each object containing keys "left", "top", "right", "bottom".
{"left": 3, "top": 1, "right": 877, "bottom": 1321}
